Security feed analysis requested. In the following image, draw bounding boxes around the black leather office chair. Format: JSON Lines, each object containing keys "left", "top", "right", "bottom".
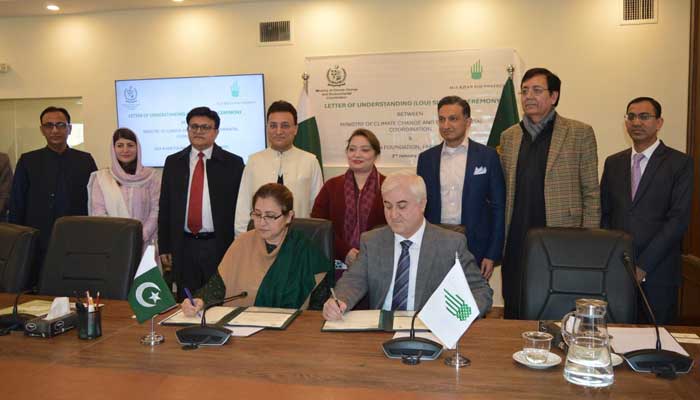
{"left": 246, "top": 217, "right": 334, "bottom": 261}
{"left": 38, "top": 216, "right": 143, "bottom": 300}
{"left": 436, "top": 223, "right": 466, "bottom": 235}
{"left": 0, "top": 223, "right": 39, "bottom": 292}
{"left": 519, "top": 228, "right": 636, "bottom": 323}
{"left": 290, "top": 218, "right": 333, "bottom": 310}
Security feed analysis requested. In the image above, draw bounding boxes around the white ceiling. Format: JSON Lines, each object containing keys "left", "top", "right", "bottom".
{"left": 0, "top": 0, "right": 252, "bottom": 17}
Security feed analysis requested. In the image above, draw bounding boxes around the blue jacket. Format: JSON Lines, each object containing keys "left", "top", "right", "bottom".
{"left": 417, "top": 139, "right": 505, "bottom": 264}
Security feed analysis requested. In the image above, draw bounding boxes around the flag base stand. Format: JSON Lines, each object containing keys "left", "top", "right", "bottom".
{"left": 444, "top": 343, "right": 470, "bottom": 368}
{"left": 140, "top": 316, "right": 164, "bottom": 346}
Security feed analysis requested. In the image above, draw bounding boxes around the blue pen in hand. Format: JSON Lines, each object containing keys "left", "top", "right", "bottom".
{"left": 183, "top": 288, "right": 202, "bottom": 318}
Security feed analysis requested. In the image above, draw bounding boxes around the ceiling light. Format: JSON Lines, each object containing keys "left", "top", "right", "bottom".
{"left": 46, "top": 4, "right": 60, "bottom": 11}
{"left": 172, "top": 0, "right": 185, "bottom": 3}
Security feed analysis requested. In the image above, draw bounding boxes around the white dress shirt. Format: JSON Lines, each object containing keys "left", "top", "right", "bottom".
{"left": 382, "top": 219, "right": 427, "bottom": 311}
{"left": 630, "top": 138, "right": 660, "bottom": 177}
{"left": 184, "top": 146, "right": 214, "bottom": 233}
{"left": 439, "top": 137, "right": 468, "bottom": 224}
{"left": 234, "top": 146, "right": 323, "bottom": 236}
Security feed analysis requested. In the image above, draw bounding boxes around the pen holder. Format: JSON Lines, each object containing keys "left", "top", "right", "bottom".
{"left": 77, "top": 306, "right": 102, "bottom": 340}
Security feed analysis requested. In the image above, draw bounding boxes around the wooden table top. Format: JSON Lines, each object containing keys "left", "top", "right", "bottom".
{"left": 1, "top": 294, "right": 699, "bottom": 399}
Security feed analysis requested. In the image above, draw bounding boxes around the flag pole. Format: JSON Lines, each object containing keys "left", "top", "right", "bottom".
{"left": 140, "top": 314, "right": 165, "bottom": 346}
{"left": 507, "top": 64, "right": 515, "bottom": 79}
{"left": 302, "top": 72, "right": 309, "bottom": 94}
{"left": 444, "top": 336, "right": 470, "bottom": 368}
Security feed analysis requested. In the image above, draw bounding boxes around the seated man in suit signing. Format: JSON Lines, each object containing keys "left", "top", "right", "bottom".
{"left": 323, "top": 171, "right": 493, "bottom": 320}
{"left": 181, "top": 183, "right": 332, "bottom": 314}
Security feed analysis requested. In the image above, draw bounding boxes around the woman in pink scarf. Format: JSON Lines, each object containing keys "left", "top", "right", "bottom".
{"left": 312, "top": 129, "right": 386, "bottom": 281}
{"left": 87, "top": 128, "right": 161, "bottom": 249}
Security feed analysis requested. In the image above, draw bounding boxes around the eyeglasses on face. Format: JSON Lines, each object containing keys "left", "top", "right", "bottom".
{"left": 41, "top": 122, "right": 70, "bottom": 130}
{"left": 188, "top": 124, "right": 215, "bottom": 132}
{"left": 624, "top": 113, "right": 656, "bottom": 122}
{"left": 250, "top": 212, "right": 284, "bottom": 223}
{"left": 519, "top": 87, "right": 549, "bottom": 96}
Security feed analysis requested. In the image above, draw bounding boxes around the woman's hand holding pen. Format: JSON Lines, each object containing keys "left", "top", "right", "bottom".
{"left": 181, "top": 298, "right": 204, "bottom": 317}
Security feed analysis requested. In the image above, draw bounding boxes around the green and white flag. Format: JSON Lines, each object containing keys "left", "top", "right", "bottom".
{"left": 487, "top": 76, "right": 519, "bottom": 150}
{"left": 418, "top": 255, "right": 479, "bottom": 349}
{"left": 295, "top": 86, "right": 324, "bottom": 170}
{"left": 128, "top": 245, "right": 176, "bottom": 323}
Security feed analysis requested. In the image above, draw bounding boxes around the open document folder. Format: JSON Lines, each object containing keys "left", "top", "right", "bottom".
{"left": 161, "top": 306, "right": 299, "bottom": 329}
{"left": 321, "top": 310, "right": 428, "bottom": 332}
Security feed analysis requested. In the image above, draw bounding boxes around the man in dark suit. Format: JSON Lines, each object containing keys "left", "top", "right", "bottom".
{"left": 323, "top": 171, "right": 493, "bottom": 320}
{"left": 158, "top": 107, "right": 244, "bottom": 300}
{"left": 9, "top": 106, "right": 97, "bottom": 287}
{"left": 601, "top": 97, "right": 693, "bottom": 325}
{"left": 417, "top": 96, "right": 505, "bottom": 280}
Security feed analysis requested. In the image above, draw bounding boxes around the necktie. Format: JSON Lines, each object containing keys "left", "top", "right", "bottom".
{"left": 631, "top": 153, "right": 644, "bottom": 200}
{"left": 391, "top": 240, "right": 412, "bottom": 311}
{"left": 187, "top": 152, "right": 205, "bottom": 234}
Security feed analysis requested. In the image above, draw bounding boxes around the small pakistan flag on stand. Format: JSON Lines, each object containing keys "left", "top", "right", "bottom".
{"left": 419, "top": 255, "right": 480, "bottom": 349}
{"left": 128, "top": 245, "right": 176, "bottom": 323}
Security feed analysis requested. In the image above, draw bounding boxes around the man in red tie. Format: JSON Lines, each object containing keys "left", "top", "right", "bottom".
{"left": 158, "top": 107, "right": 245, "bottom": 300}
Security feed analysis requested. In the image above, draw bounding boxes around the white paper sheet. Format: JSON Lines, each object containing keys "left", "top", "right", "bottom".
{"left": 160, "top": 306, "right": 237, "bottom": 325}
{"left": 391, "top": 311, "right": 429, "bottom": 331}
{"left": 322, "top": 310, "right": 382, "bottom": 330}
{"left": 609, "top": 327, "right": 689, "bottom": 356}
{"left": 226, "top": 326, "right": 264, "bottom": 337}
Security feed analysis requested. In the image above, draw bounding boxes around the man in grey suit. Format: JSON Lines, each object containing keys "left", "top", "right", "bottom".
{"left": 323, "top": 171, "right": 493, "bottom": 320}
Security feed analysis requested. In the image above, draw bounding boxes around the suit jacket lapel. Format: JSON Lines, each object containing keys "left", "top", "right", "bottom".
{"left": 375, "top": 228, "right": 396, "bottom": 307}
{"left": 431, "top": 146, "right": 442, "bottom": 216}
{"left": 546, "top": 115, "right": 567, "bottom": 175}
{"left": 620, "top": 149, "right": 633, "bottom": 207}
{"left": 633, "top": 142, "right": 667, "bottom": 207}
{"left": 414, "top": 223, "right": 437, "bottom": 308}
{"left": 462, "top": 140, "right": 477, "bottom": 207}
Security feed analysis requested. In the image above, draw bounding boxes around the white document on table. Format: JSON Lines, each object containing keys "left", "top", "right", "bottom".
{"left": 322, "top": 310, "right": 382, "bottom": 331}
{"left": 391, "top": 311, "right": 429, "bottom": 331}
{"left": 609, "top": 327, "right": 690, "bottom": 356}
{"left": 160, "top": 306, "right": 237, "bottom": 325}
{"left": 227, "top": 311, "right": 292, "bottom": 328}
{"left": 226, "top": 326, "right": 265, "bottom": 337}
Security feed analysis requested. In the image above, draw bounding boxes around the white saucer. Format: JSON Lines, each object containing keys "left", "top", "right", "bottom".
{"left": 513, "top": 351, "right": 562, "bottom": 369}
{"left": 611, "top": 353, "right": 624, "bottom": 367}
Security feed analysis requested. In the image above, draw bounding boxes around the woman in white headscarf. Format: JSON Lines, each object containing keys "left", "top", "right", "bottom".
{"left": 88, "top": 128, "right": 161, "bottom": 249}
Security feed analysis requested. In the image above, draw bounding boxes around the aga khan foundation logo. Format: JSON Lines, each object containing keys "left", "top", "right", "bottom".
{"left": 445, "top": 289, "right": 471, "bottom": 321}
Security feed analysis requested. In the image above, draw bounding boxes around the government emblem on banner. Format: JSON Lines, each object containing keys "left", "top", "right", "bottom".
{"left": 327, "top": 65, "right": 347, "bottom": 86}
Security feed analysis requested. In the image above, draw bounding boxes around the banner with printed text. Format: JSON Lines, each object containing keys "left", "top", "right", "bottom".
{"left": 305, "top": 49, "right": 523, "bottom": 167}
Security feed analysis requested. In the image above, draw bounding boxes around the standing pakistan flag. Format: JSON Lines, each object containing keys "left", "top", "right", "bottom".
{"left": 129, "top": 246, "right": 176, "bottom": 323}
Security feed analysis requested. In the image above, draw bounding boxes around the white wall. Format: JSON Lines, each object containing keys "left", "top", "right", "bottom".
{"left": 0, "top": 0, "right": 692, "bottom": 305}
{"left": 0, "top": 0, "right": 691, "bottom": 171}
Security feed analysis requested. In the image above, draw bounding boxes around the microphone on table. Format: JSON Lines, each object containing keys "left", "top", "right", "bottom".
{"left": 0, "top": 289, "right": 37, "bottom": 336}
{"left": 620, "top": 252, "right": 693, "bottom": 378}
{"left": 381, "top": 302, "right": 443, "bottom": 364}
{"left": 175, "top": 291, "right": 248, "bottom": 349}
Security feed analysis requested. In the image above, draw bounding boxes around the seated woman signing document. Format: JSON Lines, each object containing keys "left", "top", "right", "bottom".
{"left": 181, "top": 183, "right": 331, "bottom": 316}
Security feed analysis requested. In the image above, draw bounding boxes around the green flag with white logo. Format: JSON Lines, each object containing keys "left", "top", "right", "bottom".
{"left": 128, "top": 245, "right": 176, "bottom": 323}
{"left": 418, "top": 255, "right": 480, "bottom": 349}
{"left": 487, "top": 77, "right": 519, "bottom": 150}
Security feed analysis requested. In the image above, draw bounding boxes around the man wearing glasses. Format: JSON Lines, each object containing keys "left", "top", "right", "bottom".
{"left": 601, "top": 97, "right": 693, "bottom": 324}
{"left": 158, "top": 106, "right": 244, "bottom": 300}
{"left": 499, "top": 68, "right": 600, "bottom": 319}
{"left": 234, "top": 100, "right": 323, "bottom": 237}
{"left": 9, "top": 106, "right": 97, "bottom": 287}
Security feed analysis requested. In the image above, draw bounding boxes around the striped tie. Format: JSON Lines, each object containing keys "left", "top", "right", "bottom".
{"left": 391, "top": 240, "right": 412, "bottom": 311}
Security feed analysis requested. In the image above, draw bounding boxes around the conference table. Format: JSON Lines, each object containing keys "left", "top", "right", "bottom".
{"left": 1, "top": 294, "right": 699, "bottom": 399}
